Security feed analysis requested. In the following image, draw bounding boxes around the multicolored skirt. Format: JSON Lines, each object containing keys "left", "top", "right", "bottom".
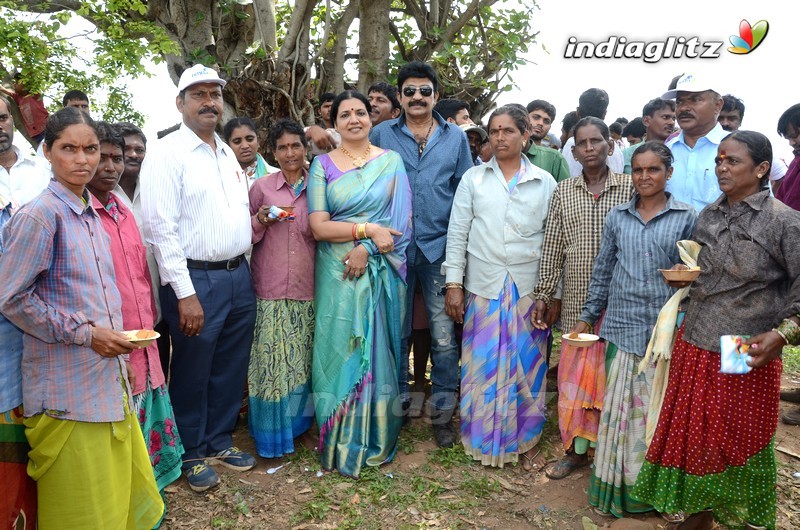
{"left": 248, "top": 299, "right": 315, "bottom": 458}
{"left": 460, "top": 276, "right": 548, "bottom": 467}
{"left": 589, "top": 345, "right": 654, "bottom": 516}
{"left": 556, "top": 317, "right": 607, "bottom": 451}
{"left": 1, "top": 405, "right": 36, "bottom": 530}
{"left": 631, "top": 328, "right": 781, "bottom": 529}
{"left": 132, "top": 380, "right": 184, "bottom": 491}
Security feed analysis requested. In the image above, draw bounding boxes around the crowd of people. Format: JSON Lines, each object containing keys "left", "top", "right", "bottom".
{"left": 1, "top": 61, "right": 799, "bottom": 530}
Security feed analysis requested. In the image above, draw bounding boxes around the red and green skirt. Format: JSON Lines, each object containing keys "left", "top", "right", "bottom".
{"left": 631, "top": 328, "right": 780, "bottom": 529}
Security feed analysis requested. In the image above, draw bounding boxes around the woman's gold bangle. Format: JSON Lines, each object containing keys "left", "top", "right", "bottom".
{"left": 357, "top": 223, "right": 368, "bottom": 240}
{"left": 445, "top": 282, "right": 463, "bottom": 290}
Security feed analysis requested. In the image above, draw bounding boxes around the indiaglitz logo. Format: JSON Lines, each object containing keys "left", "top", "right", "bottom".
{"left": 564, "top": 18, "right": 769, "bottom": 62}
{"left": 727, "top": 19, "right": 769, "bottom": 55}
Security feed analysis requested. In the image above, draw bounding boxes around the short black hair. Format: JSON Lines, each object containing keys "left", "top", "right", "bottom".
{"left": 721, "top": 94, "right": 746, "bottom": 120}
{"left": 269, "top": 119, "right": 308, "bottom": 151}
{"left": 609, "top": 122, "right": 623, "bottom": 135}
{"left": 318, "top": 92, "right": 336, "bottom": 107}
{"left": 434, "top": 99, "right": 469, "bottom": 121}
{"left": 642, "top": 98, "right": 675, "bottom": 117}
{"left": 632, "top": 141, "right": 674, "bottom": 170}
{"left": 577, "top": 88, "right": 609, "bottom": 119}
{"left": 622, "top": 117, "right": 646, "bottom": 139}
{"left": 62, "top": 89, "right": 90, "bottom": 107}
{"left": 614, "top": 117, "right": 629, "bottom": 125}
{"left": 777, "top": 103, "right": 800, "bottom": 137}
{"left": 114, "top": 122, "right": 147, "bottom": 146}
{"left": 396, "top": 61, "right": 439, "bottom": 93}
{"left": 223, "top": 117, "right": 257, "bottom": 142}
{"left": 573, "top": 116, "right": 610, "bottom": 141}
{"left": 562, "top": 111, "right": 579, "bottom": 134}
{"left": 526, "top": 99, "right": 556, "bottom": 121}
{"left": 368, "top": 82, "right": 401, "bottom": 110}
{"left": 95, "top": 121, "right": 125, "bottom": 151}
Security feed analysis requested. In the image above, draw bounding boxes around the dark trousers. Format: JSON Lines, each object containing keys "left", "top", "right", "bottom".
{"left": 161, "top": 262, "right": 256, "bottom": 467}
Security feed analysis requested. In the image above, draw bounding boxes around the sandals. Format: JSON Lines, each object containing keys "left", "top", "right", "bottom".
{"left": 520, "top": 449, "right": 543, "bottom": 472}
{"left": 661, "top": 511, "right": 686, "bottom": 524}
{"left": 544, "top": 453, "right": 588, "bottom": 480}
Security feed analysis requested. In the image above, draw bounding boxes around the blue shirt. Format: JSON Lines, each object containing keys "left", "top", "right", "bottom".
{"left": 666, "top": 123, "right": 727, "bottom": 212}
{"left": 579, "top": 193, "right": 697, "bottom": 355}
{"left": 0, "top": 201, "right": 23, "bottom": 411}
{"left": 370, "top": 112, "right": 473, "bottom": 263}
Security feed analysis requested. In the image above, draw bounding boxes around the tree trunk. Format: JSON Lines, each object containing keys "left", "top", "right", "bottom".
{"left": 357, "top": 0, "right": 391, "bottom": 92}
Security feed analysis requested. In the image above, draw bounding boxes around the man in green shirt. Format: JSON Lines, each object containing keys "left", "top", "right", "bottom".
{"left": 622, "top": 98, "right": 676, "bottom": 174}
{"left": 525, "top": 99, "right": 571, "bottom": 182}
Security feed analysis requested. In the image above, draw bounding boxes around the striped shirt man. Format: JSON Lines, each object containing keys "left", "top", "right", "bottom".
{"left": 533, "top": 171, "right": 634, "bottom": 330}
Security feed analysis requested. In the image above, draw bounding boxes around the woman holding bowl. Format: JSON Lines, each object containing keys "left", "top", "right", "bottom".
{"left": 632, "top": 131, "right": 800, "bottom": 530}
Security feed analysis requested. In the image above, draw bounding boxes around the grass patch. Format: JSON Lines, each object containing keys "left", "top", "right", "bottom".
{"left": 428, "top": 444, "right": 474, "bottom": 468}
{"left": 783, "top": 344, "right": 800, "bottom": 375}
{"left": 397, "top": 422, "right": 431, "bottom": 454}
{"left": 460, "top": 473, "right": 500, "bottom": 498}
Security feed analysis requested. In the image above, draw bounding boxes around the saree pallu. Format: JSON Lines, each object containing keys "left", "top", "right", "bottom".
{"left": 1, "top": 406, "right": 36, "bottom": 530}
{"left": 631, "top": 327, "right": 780, "bottom": 530}
{"left": 460, "top": 276, "right": 548, "bottom": 468}
{"left": 248, "top": 298, "right": 315, "bottom": 458}
{"left": 589, "top": 344, "right": 654, "bottom": 517}
{"left": 556, "top": 316, "right": 607, "bottom": 451}
{"left": 24, "top": 389, "right": 164, "bottom": 530}
{"left": 308, "top": 151, "right": 412, "bottom": 478}
{"left": 132, "top": 376, "right": 184, "bottom": 492}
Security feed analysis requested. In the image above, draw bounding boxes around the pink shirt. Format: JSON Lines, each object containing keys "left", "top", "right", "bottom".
{"left": 91, "top": 193, "right": 165, "bottom": 394}
{"left": 249, "top": 171, "right": 315, "bottom": 300}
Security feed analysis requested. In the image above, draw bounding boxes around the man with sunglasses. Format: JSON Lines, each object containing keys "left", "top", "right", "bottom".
{"left": 370, "top": 61, "right": 473, "bottom": 449}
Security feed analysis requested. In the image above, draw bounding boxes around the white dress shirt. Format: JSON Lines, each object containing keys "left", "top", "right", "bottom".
{"left": 562, "top": 136, "right": 625, "bottom": 176}
{"left": 444, "top": 155, "right": 557, "bottom": 299}
{"left": 140, "top": 124, "right": 252, "bottom": 299}
{"left": 0, "top": 145, "right": 51, "bottom": 208}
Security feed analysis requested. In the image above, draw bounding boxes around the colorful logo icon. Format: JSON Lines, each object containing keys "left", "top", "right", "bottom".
{"left": 728, "top": 19, "right": 769, "bottom": 54}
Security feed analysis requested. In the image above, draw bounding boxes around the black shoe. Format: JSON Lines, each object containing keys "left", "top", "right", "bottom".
{"left": 431, "top": 408, "right": 457, "bottom": 448}
{"left": 781, "top": 406, "right": 800, "bottom": 426}
{"left": 401, "top": 400, "right": 412, "bottom": 426}
{"left": 780, "top": 389, "right": 800, "bottom": 403}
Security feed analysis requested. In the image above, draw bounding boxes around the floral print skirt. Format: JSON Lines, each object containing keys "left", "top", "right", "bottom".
{"left": 133, "top": 379, "right": 185, "bottom": 491}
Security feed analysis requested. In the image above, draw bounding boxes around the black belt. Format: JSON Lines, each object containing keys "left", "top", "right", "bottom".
{"left": 186, "top": 255, "right": 245, "bottom": 271}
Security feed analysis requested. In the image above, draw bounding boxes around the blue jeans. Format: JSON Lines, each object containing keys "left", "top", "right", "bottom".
{"left": 401, "top": 253, "right": 459, "bottom": 412}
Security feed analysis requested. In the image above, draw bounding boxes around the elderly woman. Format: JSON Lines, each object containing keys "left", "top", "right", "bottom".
{"left": 444, "top": 104, "right": 556, "bottom": 469}
{"left": 247, "top": 119, "right": 316, "bottom": 458}
{"left": 0, "top": 108, "right": 163, "bottom": 529}
{"left": 632, "top": 131, "right": 800, "bottom": 530}
{"left": 531, "top": 117, "right": 633, "bottom": 479}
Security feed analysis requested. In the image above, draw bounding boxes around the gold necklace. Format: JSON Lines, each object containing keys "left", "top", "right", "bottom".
{"left": 340, "top": 143, "right": 371, "bottom": 168}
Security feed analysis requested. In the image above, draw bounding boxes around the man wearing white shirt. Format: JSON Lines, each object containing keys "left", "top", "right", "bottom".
{"left": 0, "top": 97, "right": 49, "bottom": 208}
{"left": 561, "top": 88, "right": 625, "bottom": 176}
{"left": 140, "top": 65, "right": 257, "bottom": 492}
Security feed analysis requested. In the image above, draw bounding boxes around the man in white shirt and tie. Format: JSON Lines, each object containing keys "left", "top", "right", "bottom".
{"left": 141, "top": 65, "right": 257, "bottom": 492}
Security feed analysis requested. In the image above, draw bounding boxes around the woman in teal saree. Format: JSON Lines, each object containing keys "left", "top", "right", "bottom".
{"left": 308, "top": 91, "right": 412, "bottom": 478}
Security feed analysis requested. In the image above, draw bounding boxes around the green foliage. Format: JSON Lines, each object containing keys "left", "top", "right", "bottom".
{"left": 0, "top": 0, "right": 177, "bottom": 125}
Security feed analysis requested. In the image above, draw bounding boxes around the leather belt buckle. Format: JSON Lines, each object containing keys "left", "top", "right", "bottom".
{"left": 226, "top": 257, "right": 241, "bottom": 271}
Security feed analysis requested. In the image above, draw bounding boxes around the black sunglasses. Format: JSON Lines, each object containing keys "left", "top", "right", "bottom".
{"left": 402, "top": 85, "right": 434, "bottom": 98}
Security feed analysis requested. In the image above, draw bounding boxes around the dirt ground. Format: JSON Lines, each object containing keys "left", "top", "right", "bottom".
{"left": 159, "top": 353, "right": 800, "bottom": 530}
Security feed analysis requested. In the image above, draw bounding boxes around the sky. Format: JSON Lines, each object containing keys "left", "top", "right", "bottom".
{"left": 14, "top": 0, "right": 794, "bottom": 161}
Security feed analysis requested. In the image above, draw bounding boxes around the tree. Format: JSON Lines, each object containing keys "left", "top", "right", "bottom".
{"left": 1, "top": 0, "right": 539, "bottom": 148}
